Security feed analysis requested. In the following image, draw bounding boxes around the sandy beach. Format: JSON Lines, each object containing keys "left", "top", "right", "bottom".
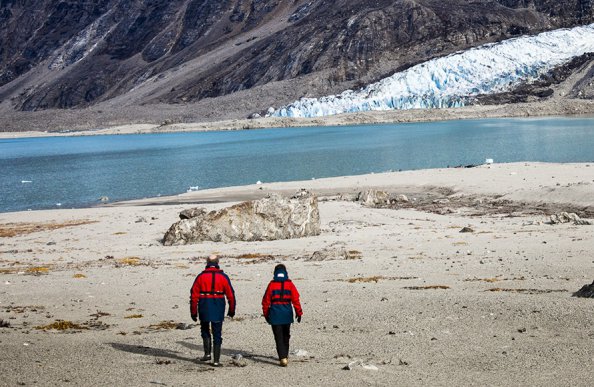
{"left": 1, "top": 162, "right": 593, "bottom": 386}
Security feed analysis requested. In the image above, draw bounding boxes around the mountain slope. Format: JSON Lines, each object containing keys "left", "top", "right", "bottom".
{"left": 0, "top": 0, "right": 593, "bottom": 117}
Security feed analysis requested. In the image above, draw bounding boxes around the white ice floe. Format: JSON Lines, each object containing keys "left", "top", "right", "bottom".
{"left": 271, "top": 24, "right": 594, "bottom": 118}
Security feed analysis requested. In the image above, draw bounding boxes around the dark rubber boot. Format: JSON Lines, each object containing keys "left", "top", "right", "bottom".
{"left": 199, "top": 338, "right": 211, "bottom": 362}
{"left": 212, "top": 344, "right": 222, "bottom": 367}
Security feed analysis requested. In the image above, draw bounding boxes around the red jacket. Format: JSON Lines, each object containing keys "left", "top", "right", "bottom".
{"left": 262, "top": 274, "right": 302, "bottom": 325}
{"left": 190, "top": 265, "right": 235, "bottom": 322}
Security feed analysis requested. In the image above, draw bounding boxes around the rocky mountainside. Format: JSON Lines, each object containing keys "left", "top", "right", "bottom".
{"left": 0, "top": 0, "right": 593, "bottom": 119}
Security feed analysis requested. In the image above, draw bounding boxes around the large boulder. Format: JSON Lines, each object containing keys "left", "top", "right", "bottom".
{"left": 163, "top": 191, "right": 320, "bottom": 245}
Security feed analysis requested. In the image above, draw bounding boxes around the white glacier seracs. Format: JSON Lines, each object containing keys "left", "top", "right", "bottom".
{"left": 271, "top": 23, "right": 594, "bottom": 118}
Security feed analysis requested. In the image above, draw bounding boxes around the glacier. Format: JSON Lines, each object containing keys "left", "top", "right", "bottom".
{"left": 270, "top": 23, "right": 594, "bottom": 118}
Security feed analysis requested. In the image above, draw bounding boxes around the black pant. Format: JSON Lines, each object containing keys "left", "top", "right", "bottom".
{"left": 200, "top": 321, "right": 223, "bottom": 345}
{"left": 271, "top": 324, "right": 291, "bottom": 359}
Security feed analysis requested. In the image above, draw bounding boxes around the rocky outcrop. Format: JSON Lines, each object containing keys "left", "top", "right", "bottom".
{"left": 162, "top": 191, "right": 320, "bottom": 245}
{"left": 0, "top": 0, "right": 592, "bottom": 113}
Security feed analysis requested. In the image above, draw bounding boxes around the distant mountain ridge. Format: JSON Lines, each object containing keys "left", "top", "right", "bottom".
{"left": 0, "top": 0, "right": 593, "bottom": 116}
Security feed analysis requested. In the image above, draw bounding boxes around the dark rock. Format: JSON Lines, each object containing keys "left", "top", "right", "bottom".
{"left": 460, "top": 227, "right": 475, "bottom": 233}
{"left": 573, "top": 280, "right": 594, "bottom": 298}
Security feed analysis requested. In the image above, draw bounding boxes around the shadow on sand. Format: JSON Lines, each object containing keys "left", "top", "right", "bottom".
{"left": 108, "top": 341, "right": 278, "bottom": 366}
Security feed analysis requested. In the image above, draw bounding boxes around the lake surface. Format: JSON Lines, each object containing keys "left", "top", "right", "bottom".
{"left": 1, "top": 117, "right": 593, "bottom": 213}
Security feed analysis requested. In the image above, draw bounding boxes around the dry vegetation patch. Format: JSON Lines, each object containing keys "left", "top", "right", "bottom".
{"left": 486, "top": 288, "right": 566, "bottom": 294}
{"left": 124, "top": 314, "right": 144, "bottom": 319}
{"left": 342, "top": 276, "right": 418, "bottom": 283}
{"left": 405, "top": 285, "right": 451, "bottom": 290}
{"left": 117, "top": 257, "right": 142, "bottom": 266}
{"left": 35, "top": 320, "right": 88, "bottom": 331}
{"left": 26, "top": 266, "right": 50, "bottom": 275}
{"left": 0, "top": 220, "right": 97, "bottom": 237}
{"left": 145, "top": 320, "right": 178, "bottom": 330}
{"left": 3, "top": 305, "right": 45, "bottom": 314}
{"left": 465, "top": 276, "right": 525, "bottom": 283}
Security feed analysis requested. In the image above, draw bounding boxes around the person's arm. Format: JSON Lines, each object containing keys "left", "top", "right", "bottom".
{"left": 261, "top": 282, "right": 272, "bottom": 320}
{"left": 223, "top": 273, "right": 236, "bottom": 317}
{"left": 190, "top": 274, "right": 201, "bottom": 321}
{"left": 291, "top": 282, "right": 303, "bottom": 320}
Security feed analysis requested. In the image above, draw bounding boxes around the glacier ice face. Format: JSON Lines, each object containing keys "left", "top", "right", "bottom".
{"left": 271, "top": 24, "right": 594, "bottom": 118}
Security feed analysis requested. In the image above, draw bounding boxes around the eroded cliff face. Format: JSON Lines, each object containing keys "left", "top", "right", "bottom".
{"left": 0, "top": 0, "right": 592, "bottom": 112}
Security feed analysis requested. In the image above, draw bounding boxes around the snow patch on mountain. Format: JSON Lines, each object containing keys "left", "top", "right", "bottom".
{"left": 49, "top": 10, "right": 115, "bottom": 70}
{"left": 271, "top": 24, "right": 594, "bottom": 118}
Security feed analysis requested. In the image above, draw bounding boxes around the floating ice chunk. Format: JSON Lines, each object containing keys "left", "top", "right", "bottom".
{"left": 21, "top": 180, "right": 32, "bottom": 184}
{"left": 485, "top": 158, "right": 494, "bottom": 164}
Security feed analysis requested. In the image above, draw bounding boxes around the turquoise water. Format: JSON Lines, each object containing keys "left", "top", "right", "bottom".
{"left": 1, "top": 117, "right": 593, "bottom": 213}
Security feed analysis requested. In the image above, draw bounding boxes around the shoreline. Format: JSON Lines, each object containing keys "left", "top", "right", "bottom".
{"left": 2, "top": 162, "right": 591, "bottom": 215}
{"left": 1, "top": 99, "right": 594, "bottom": 139}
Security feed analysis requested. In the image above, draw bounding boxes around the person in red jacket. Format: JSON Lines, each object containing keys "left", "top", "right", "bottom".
{"left": 262, "top": 264, "right": 303, "bottom": 367}
{"left": 190, "top": 255, "right": 236, "bottom": 367}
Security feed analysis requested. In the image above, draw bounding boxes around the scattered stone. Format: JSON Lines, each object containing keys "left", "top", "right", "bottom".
{"left": 0, "top": 319, "right": 10, "bottom": 328}
{"left": 459, "top": 226, "right": 474, "bottom": 233}
{"left": 573, "top": 280, "right": 594, "bottom": 298}
{"left": 392, "top": 194, "right": 409, "bottom": 203}
{"left": 231, "top": 354, "right": 247, "bottom": 367}
{"left": 308, "top": 248, "right": 361, "bottom": 261}
{"left": 175, "top": 323, "right": 194, "bottom": 330}
{"left": 178, "top": 208, "right": 206, "bottom": 220}
{"left": 135, "top": 217, "right": 147, "bottom": 223}
{"left": 155, "top": 359, "right": 172, "bottom": 365}
{"left": 338, "top": 193, "right": 359, "bottom": 202}
{"left": 46, "top": 241, "right": 56, "bottom": 245}
{"left": 549, "top": 212, "right": 592, "bottom": 225}
{"left": 342, "top": 360, "right": 378, "bottom": 371}
{"left": 291, "top": 349, "right": 309, "bottom": 357}
{"left": 163, "top": 191, "right": 320, "bottom": 245}
{"left": 358, "top": 189, "right": 390, "bottom": 207}
{"left": 518, "top": 328, "right": 526, "bottom": 333}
